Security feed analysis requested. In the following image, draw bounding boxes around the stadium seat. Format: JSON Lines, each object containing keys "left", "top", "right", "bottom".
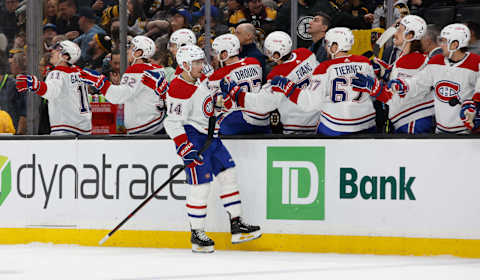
{"left": 423, "top": 6, "right": 456, "bottom": 27}
{"left": 456, "top": 5, "right": 480, "bottom": 25}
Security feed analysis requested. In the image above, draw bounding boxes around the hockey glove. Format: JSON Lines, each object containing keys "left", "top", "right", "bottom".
{"left": 270, "top": 76, "right": 301, "bottom": 103}
{"left": 79, "top": 68, "right": 111, "bottom": 94}
{"left": 460, "top": 100, "right": 479, "bottom": 131}
{"left": 351, "top": 73, "right": 392, "bottom": 103}
{"left": 371, "top": 57, "right": 392, "bottom": 81}
{"left": 220, "top": 77, "right": 245, "bottom": 108}
{"left": 387, "top": 79, "right": 408, "bottom": 98}
{"left": 142, "top": 70, "right": 169, "bottom": 97}
{"left": 16, "top": 74, "right": 47, "bottom": 95}
{"left": 173, "top": 134, "right": 204, "bottom": 168}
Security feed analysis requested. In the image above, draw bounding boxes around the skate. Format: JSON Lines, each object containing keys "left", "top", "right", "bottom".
{"left": 230, "top": 217, "right": 262, "bottom": 244}
{"left": 191, "top": 229, "right": 215, "bottom": 253}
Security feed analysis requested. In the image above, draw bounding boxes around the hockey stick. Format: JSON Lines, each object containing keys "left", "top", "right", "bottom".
{"left": 99, "top": 115, "right": 217, "bottom": 245}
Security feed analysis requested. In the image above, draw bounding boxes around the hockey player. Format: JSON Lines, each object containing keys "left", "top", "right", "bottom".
{"left": 79, "top": 35, "right": 166, "bottom": 135}
{"left": 16, "top": 40, "right": 92, "bottom": 135}
{"left": 260, "top": 27, "right": 377, "bottom": 136}
{"left": 218, "top": 31, "right": 320, "bottom": 134}
{"left": 157, "top": 44, "right": 261, "bottom": 253}
{"left": 372, "top": 15, "right": 434, "bottom": 134}
{"left": 169, "top": 28, "right": 214, "bottom": 77}
{"left": 207, "top": 33, "right": 266, "bottom": 135}
{"left": 352, "top": 23, "right": 480, "bottom": 134}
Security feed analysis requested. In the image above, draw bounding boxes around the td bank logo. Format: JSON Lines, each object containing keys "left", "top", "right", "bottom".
{"left": 267, "top": 147, "right": 325, "bottom": 220}
{"left": 0, "top": 155, "right": 12, "bottom": 207}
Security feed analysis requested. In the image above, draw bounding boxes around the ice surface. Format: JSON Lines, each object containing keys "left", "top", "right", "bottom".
{"left": 1, "top": 243, "right": 480, "bottom": 280}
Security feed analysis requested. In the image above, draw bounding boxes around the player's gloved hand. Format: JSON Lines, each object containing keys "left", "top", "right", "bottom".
{"left": 387, "top": 79, "right": 408, "bottom": 98}
{"left": 142, "top": 70, "right": 169, "bottom": 97}
{"left": 460, "top": 99, "right": 478, "bottom": 130}
{"left": 351, "top": 73, "right": 392, "bottom": 103}
{"left": 173, "top": 134, "right": 204, "bottom": 168}
{"left": 16, "top": 74, "right": 45, "bottom": 94}
{"left": 270, "top": 76, "right": 298, "bottom": 97}
{"left": 79, "top": 68, "right": 111, "bottom": 94}
{"left": 371, "top": 57, "right": 392, "bottom": 80}
{"left": 220, "top": 77, "right": 245, "bottom": 108}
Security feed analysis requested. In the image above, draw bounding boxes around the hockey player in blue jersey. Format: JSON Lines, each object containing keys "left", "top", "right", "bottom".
{"left": 144, "top": 44, "right": 261, "bottom": 253}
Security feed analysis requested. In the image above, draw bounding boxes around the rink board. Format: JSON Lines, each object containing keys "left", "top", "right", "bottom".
{"left": 0, "top": 138, "right": 479, "bottom": 257}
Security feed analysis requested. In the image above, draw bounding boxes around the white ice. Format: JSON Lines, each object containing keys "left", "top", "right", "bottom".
{"left": 1, "top": 243, "right": 480, "bottom": 280}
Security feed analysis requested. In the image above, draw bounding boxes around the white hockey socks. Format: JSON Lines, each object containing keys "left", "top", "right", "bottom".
{"left": 216, "top": 168, "right": 242, "bottom": 219}
{"left": 186, "top": 182, "right": 211, "bottom": 230}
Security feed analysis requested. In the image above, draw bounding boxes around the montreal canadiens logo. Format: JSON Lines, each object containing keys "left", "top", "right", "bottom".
{"left": 202, "top": 95, "right": 214, "bottom": 118}
{"left": 435, "top": 80, "right": 460, "bottom": 103}
{"left": 296, "top": 16, "right": 313, "bottom": 41}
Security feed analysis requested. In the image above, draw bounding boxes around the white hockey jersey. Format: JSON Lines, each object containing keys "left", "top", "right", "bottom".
{"left": 104, "top": 63, "right": 166, "bottom": 134}
{"left": 401, "top": 53, "right": 480, "bottom": 134}
{"left": 208, "top": 57, "right": 264, "bottom": 126}
{"left": 294, "top": 55, "right": 376, "bottom": 133}
{"left": 164, "top": 74, "right": 218, "bottom": 139}
{"left": 387, "top": 52, "right": 434, "bottom": 129}
{"left": 39, "top": 65, "right": 92, "bottom": 135}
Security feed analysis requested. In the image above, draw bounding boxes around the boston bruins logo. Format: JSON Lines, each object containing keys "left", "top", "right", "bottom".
{"left": 296, "top": 16, "right": 313, "bottom": 41}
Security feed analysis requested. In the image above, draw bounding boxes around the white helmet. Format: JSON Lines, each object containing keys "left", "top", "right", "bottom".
{"left": 263, "top": 31, "right": 292, "bottom": 61}
{"left": 399, "top": 15, "right": 427, "bottom": 41}
{"left": 325, "top": 27, "right": 354, "bottom": 57}
{"left": 212, "top": 34, "right": 240, "bottom": 63}
{"left": 440, "top": 23, "right": 471, "bottom": 58}
{"left": 176, "top": 44, "right": 205, "bottom": 72}
{"left": 130, "top": 35, "right": 156, "bottom": 60}
{"left": 56, "top": 40, "right": 81, "bottom": 64}
{"left": 169, "top": 28, "right": 197, "bottom": 49}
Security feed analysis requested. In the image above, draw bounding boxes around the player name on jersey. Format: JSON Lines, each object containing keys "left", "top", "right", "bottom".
{"left": 333, "top": 64, "right": 364, "bottom": 76}
{"left": 295, "top": 63, "right": 314, "bottom": 80}
{"left": 233, "top": 67, "right": 261, "bottom": 81}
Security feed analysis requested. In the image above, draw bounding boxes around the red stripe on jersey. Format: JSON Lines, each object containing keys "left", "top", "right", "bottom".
{"left": 186, "top": 204, "right": 207, "bottom": 209}
{"left": 313, "top": 55, "right": 371, "bottom": 75}
{"left": 458, "top": 53, "right": 480, "bottom": 72}
{"left": 395, "top": 52, "right": 427, "bottom": 69}
{"left": 266, "top": 48, "right": 313, "bottom": 81}
{"left": 168, "top": 77, "right": 197, "bottom": 99}
{"left": 242, "top": 110, "right": 270, "bottom": 117}
{"left": 209, "top": 57, "right": 260, "bottom": 81}
{"left": 127, "top": 116, "right": 163, "bottom": 131}
{"left": 220, "top": 191, "right": 239, "bottom": 199}
{"left": 52, "top": 65, "right": 80, "bottom": 73}
{"left": 283, "top": 124, "right": 317, "bottom": 128}
{"left": 50, "top": 124, "right": 91, "bottom": 132}
{"left": 175, "top": 66, "right": 181, "bottom": 75}
{"left": 436, "top": 122, "right": 465, "bottom": 129}
{"left": 428, "top": 54, "right": 446, "bottom": 66}
{"left": 322, "top": 111, "right": 375, "bottom": 121}
{"left": 390, "top": 99, "right": 434, "bottom": 120}
{"left": 125, "top": 63, "right": 158, "bottom": 74}
{"left": 173, "top": 133, "right": 188, "bottom": 146}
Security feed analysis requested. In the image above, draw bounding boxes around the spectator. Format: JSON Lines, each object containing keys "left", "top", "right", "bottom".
{"left": 43, "top": 23, "right": 58, "bottom": 51}
{"left": 38, "top": 53, "right": 53, "bottom": 135}
{"left": 56, "top": 0, "right": 80, "bottom": 35}
{"left": 13, "top": 32, "right": 26, "bottom": 49}
{"left": 86, "top": 33, "right": 112, "bottom": 71}
{"left": 0, "top": 0, "right": 19, "bottom": 49}
{"left": 8, "top": 49, "right": 26, "bottom": 76}
{"left": 466, "top": 21, "right": 480, "bottom": 55}
{"left": 44, "top": 0, "right": 59, "bottom": 25}
{"left": 74, "top": 7, "right": 106, "bottom": 66}
{"left": 308, "top": 11, "right": 330, "bottom": 63}
{"left": 332, "top": 0, "right": 374, "bottom": 29}
{"left": 0, "top": 65, "right": 26, "bottom": 134}
{"left": 226, "top": 0, "right": 243, "bottom": 27}
{"left": 0, "top": 110, "right": 15, "bottom": 134}
{"left": 235, "top": 23, "right": 266, "bottom": 77}
{"left": 168, "top": 7, "right": 192, "bottom": 32}
{"left": 229, "top": 0, "right": 276, "bottom": 44}
{"left": 103, "top": 48, "right": 121, "bottom": 85}
{"left": 150, "top": 48, "right": 176, "bottom": 82}
{"left": 192, "top": 5, "right": 229, "bottom": 46}
{"left": 421, "top": 24, "right": 442, "bottom": 59}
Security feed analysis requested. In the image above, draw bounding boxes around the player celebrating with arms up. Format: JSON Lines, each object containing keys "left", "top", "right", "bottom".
{"left": 16, "top": 40, "right": 91, "bottom": 135}
{"left": 153, "top": 44, "right": 261, "bottom": 253}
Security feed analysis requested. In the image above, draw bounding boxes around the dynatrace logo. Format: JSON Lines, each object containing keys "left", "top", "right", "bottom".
{"left": 0, "top": 155, "right": 12, "bottom": 207}
{"left": 266, "top": 147, "right": 325, "bottom": 220}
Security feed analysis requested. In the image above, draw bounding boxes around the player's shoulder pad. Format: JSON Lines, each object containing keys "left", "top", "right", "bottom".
{"left": 313, "top": 55, "right": 370, "bottom": 75}
{"left": 243, "top": 57, "right": 261, "bottom": 66}
{"left": 175, "top": 66, "right": 182, "bottom": 75}
{"left": 125, "top": 63, "right": 156, "bottom": 74}
{"left": 266, "top": 51, "right": 309, "bottom": 80}
{"left": 428, "top": 54, "right": 445, "bottom": 66}
{"left": 458, "top": 52, "right": 480, "bottom": 72}
{"left": 209, "top": 58, "right": 258, "bottom": 81}
{"left": 395, "top": 52, "right": 427, "bottom": 69}
{"left": 293, "top": 48, "right": 314, "bottom": 60}
{"left": 150, "top": 63, "right": 164, "bottom": 69}
{"left": 168, "top": 77, "right": 197, "bottom": 100}
{"left": 52, "top": 65, "right": 79, "bottom": 73}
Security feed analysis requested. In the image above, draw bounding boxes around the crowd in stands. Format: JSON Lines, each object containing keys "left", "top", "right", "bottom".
{"left": 0, "top": 0, "right": 479, "bottom": 135}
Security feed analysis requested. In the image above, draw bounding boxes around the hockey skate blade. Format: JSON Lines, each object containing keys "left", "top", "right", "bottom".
{"left": 192, "top": 244, "right": 215, "bottom": 253}
{"left": 231, "top": 231, "right": 262, "bottom": 244}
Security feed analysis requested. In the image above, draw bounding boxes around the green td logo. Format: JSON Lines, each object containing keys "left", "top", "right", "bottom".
{"left": 0, "top": 155, "right": 12, "bottom": 207}
{"left": 266, "top": 147, "right": 325, "bottom": 220}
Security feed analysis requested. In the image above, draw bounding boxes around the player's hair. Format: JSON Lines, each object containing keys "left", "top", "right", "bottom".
{"left": 409, "top": 39, "right": 423, "bottom": 54}
{"left": 424, "top": 24, "right": 440, "bottom": 44}
{"left": 466, "top": 21, "right": 480, "bottom": 40}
